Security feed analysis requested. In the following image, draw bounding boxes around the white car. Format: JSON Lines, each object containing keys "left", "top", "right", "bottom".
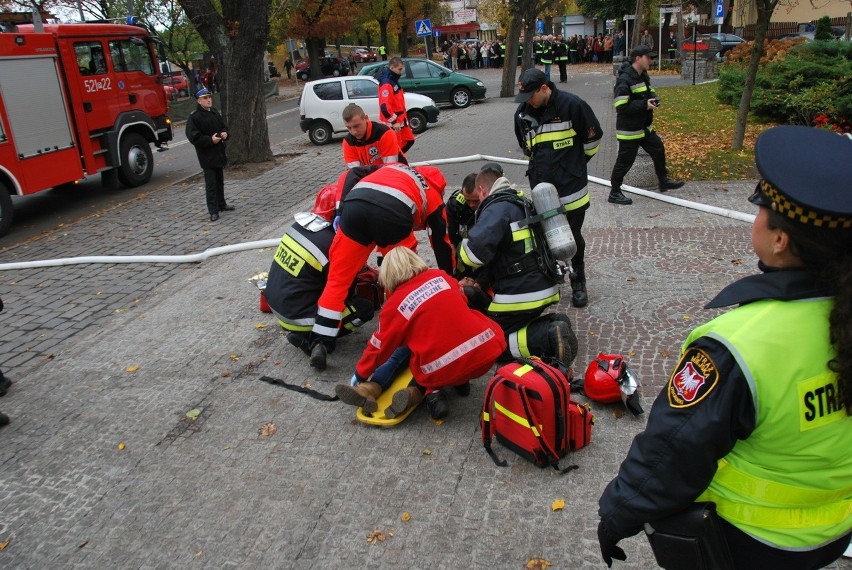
{"left": 298, "top": 76, "right": 440, "bottom": 145}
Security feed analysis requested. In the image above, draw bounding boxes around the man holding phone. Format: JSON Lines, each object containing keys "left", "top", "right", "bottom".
{"left": 186, "top": 88, "right": 234, "bottom": 222}
{"left": 608, "top": 45, "right": 683, "bottom": 206}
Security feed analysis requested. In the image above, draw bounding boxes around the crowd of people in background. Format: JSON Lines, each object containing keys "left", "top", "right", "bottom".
{"left": 438, "top": 31, "right": 628, "bottom": 71}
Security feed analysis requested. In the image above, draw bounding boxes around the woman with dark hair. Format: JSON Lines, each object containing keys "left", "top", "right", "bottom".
{"left": 597, "top": 126, "right": 852, "bottom": 568}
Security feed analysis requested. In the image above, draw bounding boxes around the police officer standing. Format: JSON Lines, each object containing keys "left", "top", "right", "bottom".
{"left": 597, "top": 126, "right": 852, "bottom": 568}
{"left": 609, "top": 46, "right": 683, "bottom": 206}
{"left": 513, "top": 68, "right": 603, "bottom": 308}
{"left": 185, "top": 88, "right": 233, "bottom": 222}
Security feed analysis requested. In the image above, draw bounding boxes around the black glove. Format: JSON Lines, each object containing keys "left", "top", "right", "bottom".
{"left": 597, "top": 520, "right": 627, "bottom": 567}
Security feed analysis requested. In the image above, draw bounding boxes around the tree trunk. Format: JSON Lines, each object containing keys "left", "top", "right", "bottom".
{"left": 522, "top": 17, "right": 535, "bottom": 70}
{"left": 180, "top": 0, "right": 273, "bottom": 165}
{"left": 500, "top": 14, "right": 524, "bottom": 98}
{"left": 631, "top": 0, "right": 644, "bottom": 52}
{"left": 732, "top": 0, "right": 776, "bottom": 149}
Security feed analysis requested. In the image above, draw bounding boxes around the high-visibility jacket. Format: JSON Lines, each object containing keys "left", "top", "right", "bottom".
{"left": 613, "top": 61, "right": 657, "bottom": 141}
{"left": 355, "top": 269, "right": 506, "bottom": 388}
{"left": 342, "top": 120, "right": 404, "bottom": 168}
{"left": 689, "top": 297, "right": 852, "bottom": 549}
{"left": 377, "top": 68, "right": 407, "bottom": 127}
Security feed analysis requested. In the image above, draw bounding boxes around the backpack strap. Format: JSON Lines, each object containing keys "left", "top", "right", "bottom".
{"left": 481, "top": 375, "right": 508, "bottom": 467}
{"left": 517, "top": 385, "right": 578, "bottom": 475}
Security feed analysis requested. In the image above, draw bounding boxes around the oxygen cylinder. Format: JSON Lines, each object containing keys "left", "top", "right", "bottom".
{"left": 530, "top": 183, "right": 577, "bottom": 262}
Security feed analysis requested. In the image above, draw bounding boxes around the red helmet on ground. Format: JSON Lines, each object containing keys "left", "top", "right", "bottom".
{"left": 584, "top": 353, "right": 627, "bottom": 404}
{"left": 414, "top": 165, "right": 447, "bottom": 195}
{"left": 312, "top": 184, "right": 337, "bottom": 222}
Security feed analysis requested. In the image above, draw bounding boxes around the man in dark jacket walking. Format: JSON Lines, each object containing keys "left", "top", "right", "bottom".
{"left": 608, "top": 46, "right": 683, "bottom": 205}
{"left": 185, "top": 88, "right": 233, "bottom": 222}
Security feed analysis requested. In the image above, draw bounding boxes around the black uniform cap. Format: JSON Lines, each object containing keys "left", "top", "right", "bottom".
{"left": 751, "top": 126, "right": 852, "bottom": 229}
{"left": 480, "top": 162, "right": 504, "bottom": 177}
{"left": 515, "top": 68, "right": 547, "bottom": 103}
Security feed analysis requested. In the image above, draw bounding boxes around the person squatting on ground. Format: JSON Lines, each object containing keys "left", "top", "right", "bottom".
{"left": 457, "top": 169, "right": 578, "bottom": 365}
{"left": 446, "top": 162, "right": 503, "bottom": 252}
{"left": 378, "top": 57, "right": 414, "bottom": 153}
{"left": 513, "top": 68, "right": 603, "bottom": 308}
{"left": 311, "top": 164, "right": 454, "bottom": 369}
{"left": 264, "top": 184, "right": 375, "bottom": 359}
{"left": 335, "top": 247, "right": 506, "bottom": 420}
{"left": 597, "top": 126, "right": 852, "bottom": 569}
{"left": 341, "top": 103, "right": 405, "bottom": 168}
{"left": 185, "top": 88, "right": 233, "bottom": 222}
{"left": 609, "top": 46, "right": 684, "bottom": 206}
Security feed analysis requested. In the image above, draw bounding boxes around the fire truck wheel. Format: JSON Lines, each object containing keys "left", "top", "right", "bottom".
{"left": 117, "top": 133, "right": 154, "bottom": 187}
{"left": 0, "top": 185, "right": 12, "bottom": 238}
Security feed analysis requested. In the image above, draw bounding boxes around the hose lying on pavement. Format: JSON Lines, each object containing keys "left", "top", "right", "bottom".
{"left": 0, "top": 154, "right": 755, "bottom": 271}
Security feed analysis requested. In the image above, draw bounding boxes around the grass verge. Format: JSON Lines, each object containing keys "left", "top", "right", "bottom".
{"left": 654, "top": 81, "right": 777, "bottom": 180}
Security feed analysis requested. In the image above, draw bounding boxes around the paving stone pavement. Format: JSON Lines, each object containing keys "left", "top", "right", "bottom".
{"left": 1, "top": 67, "right": 849, "bottom": 568}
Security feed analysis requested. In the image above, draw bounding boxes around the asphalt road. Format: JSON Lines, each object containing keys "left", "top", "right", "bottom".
{"left": 0, "top": 97, "right": 303, "bottom": 248}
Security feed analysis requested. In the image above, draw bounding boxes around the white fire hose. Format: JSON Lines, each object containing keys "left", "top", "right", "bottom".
{"left": 0, "top": 154, "right": 755, "bottom": 271}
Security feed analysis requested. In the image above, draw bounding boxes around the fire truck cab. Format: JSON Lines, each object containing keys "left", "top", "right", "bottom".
{"left": 0, "top": 19, "right": 173, "bottom": 236}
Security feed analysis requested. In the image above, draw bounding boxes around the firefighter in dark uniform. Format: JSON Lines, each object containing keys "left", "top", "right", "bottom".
{"left": 608, "top": 45, "right": 684, "bottom": 206}
{"left": 458, "top": 169, "right": 577, "bottom": 365}
{"left": 311, "top": 163, "right": 453, "bottom": 369}
{"left": 264, "top": 185, "right": 375, "bottom": 358}
{"left": 185, "top": 88, "right": 233, "bottom": 222}
{"left": 513, "top": 68, "right": 603, "bottom": 308}
{"left": 553, "top": 35, "right": 569, "bottom": 83}
{"left": 446, "top": 162, "right": 504, "bottom": 252}
{"left": 597, "top": 126, "right": 852, "bottom": 569}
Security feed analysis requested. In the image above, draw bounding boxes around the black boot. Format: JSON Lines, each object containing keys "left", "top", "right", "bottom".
{"left": 309, "top": 342, "right": 327, "bottom": 370}
{"left": 425, "top": 390, "right": 450, "bottom": 420}
{"left": 659, "top": 178, "right": 684, "bottom": 192}
{"left": 608, "top": 188, "right": 633, "bottom": 205}
{"left": 0, "top": 411, "right": 8, "bottom": 427}
{"left": 548, "top": 315, "right": 578, "bottom": 366}
{"left": 286, "top": 333, "right": 312, "bottom": 356}
{"left": 569, "top": 271, "right": 588, "bottom": 308}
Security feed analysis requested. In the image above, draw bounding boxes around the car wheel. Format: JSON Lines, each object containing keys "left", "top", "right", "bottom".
{"left": 450, "top": 87, "right": 471, "bottom": 109}
{"left": 407, "top": 110, "right": 427, "bottom": 135}
{"left": 0, "top": 182, "right": 13, "bottom": 238}
{"left": 298, "top": 72, "right": 309, "bottom": 81}
{"left": 332, "top": 69, "right": 341, "bottom": 77}
{"left": 308, "top": 121, "right": 333, "bottom": 145}
{"left": 117, "top": 132, "right": 153, "bottom": 187}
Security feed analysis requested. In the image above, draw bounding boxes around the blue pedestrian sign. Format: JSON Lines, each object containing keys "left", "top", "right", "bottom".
{"left": 714, "top": 0, "right": 725, "bottom": 18}
{"left": 535, "top": 19, "right": 544, "bottom": 34}
{"left": 415, "top": 19, "right": 432, "bottom": 37}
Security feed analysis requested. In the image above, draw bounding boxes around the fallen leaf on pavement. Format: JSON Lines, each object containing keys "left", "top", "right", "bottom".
{"left": 422, "top": 449, "right": 432, "bottom": 455}
{"left": 613, "top": 409, "right": 625, "bottom": 419}
{"left": 551, "top": 499, "right": 565, "bottom": 512}
{"left": 259, "top": 422, "right": 277, "bottom": 437}
{"left": 221, "top": 371, "right": 232, "bottom": 377}
{"left": 660, "top": 349, "right": 671, "bottom": 357}
{"left": 117, "top": 442, "right": 126, "bottom": 450}
{"left": 255, "top": 323, "right": 267, "bottom": 329}
{"left": 186, "top": 409, "right": 201, "bottom": 420}
{"left": 0, "top": 539, "right": 10, "bottom": 550}
{"left": 125, "top": 365, "right": 140, "bottom": 373}
{"left": 525, "top": 558, "right": 552, "bottom": 570}
{"left": 195, "top": 550, "right": 203, "bottom": 557}
{"left": 401, "top": 512, "right": 411, "bottom": 522}
{"left": 366, "top": 530, "right": 386, "bottom": 544}
{"left": 230, "top": 354, "right": 239, "bottom": 361}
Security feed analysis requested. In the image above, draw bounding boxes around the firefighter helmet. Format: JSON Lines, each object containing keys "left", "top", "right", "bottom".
{"left": 414, "top": 165, "right": 447, "bottom": 195}
{"left": 584, "top": 353, "right": 628, "bottom": 404}
{"left": 312, "top": 184, "right": 337, "bottom": 222}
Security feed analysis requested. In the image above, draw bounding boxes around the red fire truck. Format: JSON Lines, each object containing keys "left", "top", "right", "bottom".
{"left": 0, "top": 19, "right": 173, "bottom": 237}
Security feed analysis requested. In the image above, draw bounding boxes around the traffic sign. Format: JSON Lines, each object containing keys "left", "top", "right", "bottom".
{"left": 536, "top": 19, "right": 544, "bottom": 34}
{"left": 624, "top": 14, "right": 637, "bottom": 20}
{"left": 434, "top": 29, "right": 441, "bottom": 38}
{"left": 714, "top": 0, "right": 725, "bottom": 18}
{"left": 415, "top": 19, "right": 432, "bottom": 37}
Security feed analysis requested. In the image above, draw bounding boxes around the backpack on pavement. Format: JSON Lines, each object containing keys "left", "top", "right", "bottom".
{"left": 481, "top": 358, "right": 593, "bottom": 472}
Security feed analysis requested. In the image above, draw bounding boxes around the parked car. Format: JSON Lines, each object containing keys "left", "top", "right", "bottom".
{"left": 162, "top": 70, "right": 189, "bottom": 97}
{"left": 350, "top": 48, "right": 378, "bottom": 63}
{"left": 163, "top": 84, "right": 178, "bottom": 101}
{"left": 358, "top": 58, "right": 486, "bottom": 109}
{"left": 298, "top": 76, "right": 440, "bottom": 145}
{"left": 295, "top": 56, "right": 351, "bottom": 81}
{"left": 682, "top": 33, "right": 745, "bottom": 59}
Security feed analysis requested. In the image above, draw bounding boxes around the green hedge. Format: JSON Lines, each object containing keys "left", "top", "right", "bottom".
{"left": 717, "top": 41, "right": 852, "bottom": 126}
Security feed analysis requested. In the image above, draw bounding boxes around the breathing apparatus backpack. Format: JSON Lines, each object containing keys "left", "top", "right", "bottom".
{"left": 482, "top": 188, "right": 573, "bottom": 284}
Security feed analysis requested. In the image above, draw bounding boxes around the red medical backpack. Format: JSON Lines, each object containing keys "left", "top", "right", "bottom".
{"left": 481, "top": 358, "right": 593, "bottom": 472}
